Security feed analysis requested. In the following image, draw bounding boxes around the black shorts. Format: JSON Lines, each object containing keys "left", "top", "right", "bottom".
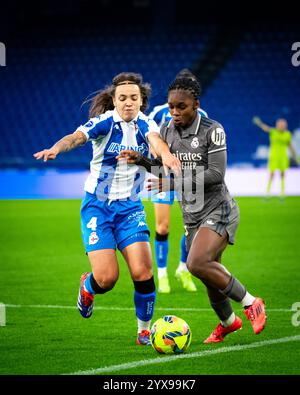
{"left": 185, "top": 199, "right": 240, "bottom": 252}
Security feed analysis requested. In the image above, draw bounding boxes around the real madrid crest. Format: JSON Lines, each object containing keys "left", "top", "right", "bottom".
{"left": 191, "top": 137, "right": 199, "bottom": 149}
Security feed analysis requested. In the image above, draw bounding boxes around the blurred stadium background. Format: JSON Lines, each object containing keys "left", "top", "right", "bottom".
{"left": 1, "top": 0, "right": 300, "bottom": 198}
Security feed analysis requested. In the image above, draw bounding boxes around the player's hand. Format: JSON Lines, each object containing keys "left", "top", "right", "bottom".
{"left": 116, "top": 150, "right": 141, "bottom": 164}
{"left": 252, "top": 116, "right": 261, "bottom": 126}
{"left": 147, "top": 177, "right": 173, "bottom": 193}
{"left": 161, "top": 152, "right": 181, "bottom": 176}
{"left": 33, "top": 147, "right": 59, "bottom": 162}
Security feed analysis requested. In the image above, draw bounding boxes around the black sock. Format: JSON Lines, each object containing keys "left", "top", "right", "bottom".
{"left": 90, "top": 274, "right": 110, "bottom": 294}
{"left": 155, "top": 232, "right": 168, "bottom": 242}
{"left": 133, "top": 276, "right": 156, "bottom": 294}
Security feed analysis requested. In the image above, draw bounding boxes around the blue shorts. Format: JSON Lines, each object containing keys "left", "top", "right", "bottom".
{"left": 151, "top": 190, "right": 175, "bottom": 205}
{"left": 81, "top": 192, "right": 150, "bottom": 253}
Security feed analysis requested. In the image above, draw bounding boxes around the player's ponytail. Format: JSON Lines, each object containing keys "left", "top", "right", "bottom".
{"left": 88, "top": 88, "right": 114, "bottom": 117}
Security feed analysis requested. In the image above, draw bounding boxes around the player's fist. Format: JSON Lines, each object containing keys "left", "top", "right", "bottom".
{"left": 147, "top": 177, "right": 173, "bottom": 193}
{"left": 161, "top": 152, "right": 181, "bottom": 176}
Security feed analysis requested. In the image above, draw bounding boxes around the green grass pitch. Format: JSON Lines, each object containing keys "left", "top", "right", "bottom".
{"left": 0, "top": 197, "right": 300, "bottom": 375}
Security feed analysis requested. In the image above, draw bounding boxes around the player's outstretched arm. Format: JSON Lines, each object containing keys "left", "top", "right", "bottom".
{"left": 252, "top": 116, "right": 271, "bottom": 133}
{"left": 117, "top": 150, "right": 163, "bottom": 172}
{"left": 33, "top": 130, "right": 87, "bottom": 162}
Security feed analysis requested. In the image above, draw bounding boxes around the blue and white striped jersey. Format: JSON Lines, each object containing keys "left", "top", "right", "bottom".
{"left": 78, "top": 109, "right": 159, "bottom": 200}
{"left": 148, "top": 103, "right": 208, "bottom": 127}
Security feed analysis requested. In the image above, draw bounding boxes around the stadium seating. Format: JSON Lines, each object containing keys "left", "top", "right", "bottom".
{"left": 0, "top": 25, "right": 212, "bottom": 168}
{"left": 203, "top": 24, "right": 300, "bottom": 166}
{"left": 1, "top": 23, "right": 299, "bottom": 168}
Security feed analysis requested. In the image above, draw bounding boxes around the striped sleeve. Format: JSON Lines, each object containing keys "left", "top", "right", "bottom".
{"left": 148, "top": 104, "right": 169, "bottom": 127}
{"left": 146, "top": 119, "right": 160, "bottom": 136}
{"left": 137, "top": 114, "right": 160, "bottom": 138}
{"left": 77, "top": 112, "right": 113, "bottom": 141}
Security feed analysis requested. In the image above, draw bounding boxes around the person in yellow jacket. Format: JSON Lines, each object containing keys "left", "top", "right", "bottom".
{"left": 253, "top": 116, "right": 299, "bottom": 197}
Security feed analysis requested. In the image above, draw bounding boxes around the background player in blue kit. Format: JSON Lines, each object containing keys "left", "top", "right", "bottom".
{"left": 34, "top": 72, "right": 181, "bottom": 346}
{"left": 148, "top": 69, "right": 208, "bottom": 293}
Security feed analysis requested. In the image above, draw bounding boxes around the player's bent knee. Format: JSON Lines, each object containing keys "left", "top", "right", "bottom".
{"left": 187, "top": 255, "right": 210, "bottom": 279}
{"left": 131, "top": 266, "right": 153, "bottom": 282}
{"left": 156, "top": 224, "right": 169, "bottom": 235}
{"left": 93, "top": 274, "right": 118, "bottom": 293}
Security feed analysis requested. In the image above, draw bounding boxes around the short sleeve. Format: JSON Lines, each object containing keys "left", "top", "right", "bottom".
{"left": 148, "top": 105, "right": 168, "bottom": 127}
{"left": 140, "top": 119, "right": 159, "bottom": 137}
{"left": 146, "top": 119, "right": 160, "bottom": 136}
{"left": 77, "top": 112, "right": 113, "bottom": 141}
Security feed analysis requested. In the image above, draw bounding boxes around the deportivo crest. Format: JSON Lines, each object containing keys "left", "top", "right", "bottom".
{"left": 191, "top": 137, "right": 199, "bottom": 148}
{"left": 157, "top": 192, "right": 166, "bottom": 199}
{"left": 89, "top": 232, "right": 99, "bottom": 245}
{"left": 84, "top": 120, "right": 94, "bottom": 128}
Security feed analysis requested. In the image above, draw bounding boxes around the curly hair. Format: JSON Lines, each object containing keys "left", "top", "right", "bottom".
{"left": 83, "top": 72, "right": 152, "bottom": 118}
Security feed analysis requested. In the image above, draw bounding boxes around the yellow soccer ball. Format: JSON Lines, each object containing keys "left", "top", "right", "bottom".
{"left": 150, "top": 315, "right": 192, "bottom": 354}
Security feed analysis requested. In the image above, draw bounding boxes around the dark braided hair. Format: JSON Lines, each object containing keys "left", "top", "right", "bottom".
{"left": 168, "top": 77, "right": 201, "bottom": 100}
{"left": 83, "top": 72, "right": 152, "bottom": 118}
{"left": 176, "top": 68, "right": 197, "bottom": 80}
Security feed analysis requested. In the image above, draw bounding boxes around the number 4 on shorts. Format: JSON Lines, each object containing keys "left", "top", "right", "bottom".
{"left": 87, "top": 216, "right": 97, "bottom": 231}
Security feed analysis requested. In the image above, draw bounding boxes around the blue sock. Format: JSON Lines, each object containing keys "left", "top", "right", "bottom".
{"left": 155, "top": 233, "right": 169, "bottom": 268}
{"left": 180, "top": 234, "right": 188, "bottom": 263}
{"left": 134, "top": 291, "right": 156, "bottom": 321}
{"left": 84, "top": 273, "right": 96, "bottom": 295}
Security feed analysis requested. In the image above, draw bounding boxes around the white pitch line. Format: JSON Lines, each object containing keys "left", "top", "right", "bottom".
{"left": 67, "top": 335, "right": 300, "bottom": 375}
{"left": 4, "top": 304, "right": 293, "bottom": 312}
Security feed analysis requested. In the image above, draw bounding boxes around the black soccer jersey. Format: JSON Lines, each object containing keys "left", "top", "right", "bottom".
{"left": 160, "top": 113, "right": 232, "bottom": 225}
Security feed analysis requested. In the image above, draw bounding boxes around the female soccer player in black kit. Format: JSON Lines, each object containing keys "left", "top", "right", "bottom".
{"left": 118, "top": 76, "right": 266, "bottom": 343}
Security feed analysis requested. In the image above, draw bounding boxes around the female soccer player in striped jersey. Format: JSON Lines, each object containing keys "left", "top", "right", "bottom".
{"left": 34, "top": 72, "right": 181, "bottom": 346}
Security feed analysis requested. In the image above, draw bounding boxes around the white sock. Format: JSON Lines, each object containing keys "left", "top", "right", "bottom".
{"left": 137, "top": 318, "right": 151, "bottom": 334}
{"left": 157, "top": 267, "right": 167, "bottom": 278}
{"left": 221, "top": 312, "right": 236, "bottom": 327}
{"left": 177, "top": 261, "right": 189, "bottom": 272}
{"left": 241, "top": 292, "right": 256, "bottom": 308}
